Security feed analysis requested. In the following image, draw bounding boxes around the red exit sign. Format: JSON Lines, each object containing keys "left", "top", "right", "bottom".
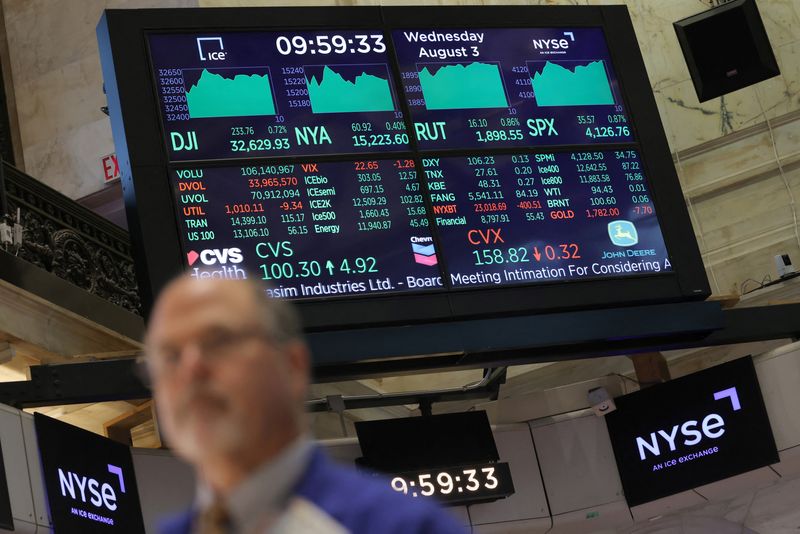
{"left": 101, "top": 153, "right": 120, "bottom": 183}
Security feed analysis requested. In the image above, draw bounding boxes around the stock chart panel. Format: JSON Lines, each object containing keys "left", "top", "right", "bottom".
{"left": 148, "top": 30, "right": 410, "bottom": 161}
{"left": 171, "top": 158, "right": 445, "bottom": 299}
{"left": 423, "top": 149, "right": 671, "bottom": 288}
{"left": 143, "top": 22, "right": 675, "bottom": 303}
{"left": 392, "top": 28, "right": 633, "bottom": 150}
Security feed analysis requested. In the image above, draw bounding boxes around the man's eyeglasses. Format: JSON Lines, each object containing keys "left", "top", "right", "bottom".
{"left": 140, "top": 327, "right": 272, "bottom": 383}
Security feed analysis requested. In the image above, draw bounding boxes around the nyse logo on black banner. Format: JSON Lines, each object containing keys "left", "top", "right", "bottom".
{"left": 57, "top": 464, "right": 128, "bottom": 526}
{"left": 605, "top": 357, "right": 778, "bottom": 506}
{"left": 35, "top": 414, "right": 145, "bottom": 533}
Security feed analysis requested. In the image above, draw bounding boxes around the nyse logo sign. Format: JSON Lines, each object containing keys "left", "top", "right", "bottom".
{"left": 531, "top": 31, "right": 575, "bottom": 51}
{"left": 57, "top": 464, "right": 127, "bottom": 526}
{"left": 605, "top": 357, "right": 779, "bottom": 506}
{"left": 636, "top": 387, "right": 740, "bottom": 468}
{"left": 35, "top": 413, "right": 146, "bottom": 532}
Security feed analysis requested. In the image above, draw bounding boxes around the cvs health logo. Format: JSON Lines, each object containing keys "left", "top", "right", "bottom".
{"left": 187, "top": 247, "right": 244, "bottom": 266}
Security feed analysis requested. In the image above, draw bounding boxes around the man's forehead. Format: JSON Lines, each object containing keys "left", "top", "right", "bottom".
{"left": 149, "top": 278, "right": 260, "bottom": 335}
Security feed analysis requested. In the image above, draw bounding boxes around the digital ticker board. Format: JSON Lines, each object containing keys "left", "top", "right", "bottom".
{"left": 172, "top": 158, "right": 441, "bottom": 299}
{"left": 149, "top": 30, "right": 410, "bottom": 161}
{"left": 173, "top": 149, "right": 670, "bottom": 298}
{"left": 423, "top": 149, "right": 670, "bottom": 289}
{"left": 98, "top": 5, "right": 709, "bottom": 324}
{"left": 392, "top": 28, "right": 633, "bottom": 150}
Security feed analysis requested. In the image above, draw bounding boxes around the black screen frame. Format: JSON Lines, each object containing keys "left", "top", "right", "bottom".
{"left": 97, "top": 5, "right": 709, "bottom": 331}
{"left": 605, "top": 356, "right": 780, "bottom": 506}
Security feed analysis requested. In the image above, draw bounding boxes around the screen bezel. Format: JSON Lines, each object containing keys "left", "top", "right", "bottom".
{"left": 98, "top": 5, "right": 709, "bottom": 330}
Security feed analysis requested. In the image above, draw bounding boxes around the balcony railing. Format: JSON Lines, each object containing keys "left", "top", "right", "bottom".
{"left": 1, "top": 161, "right": 141, "bottom": 316}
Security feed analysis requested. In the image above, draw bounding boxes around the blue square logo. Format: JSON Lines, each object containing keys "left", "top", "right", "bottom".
{"left": 608, "top": 220, "right": 638, "bottom": 247}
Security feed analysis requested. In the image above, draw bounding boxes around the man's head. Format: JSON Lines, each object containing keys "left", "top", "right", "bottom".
{"left": 144, "top": 276, "right": 310, "bottom": 478}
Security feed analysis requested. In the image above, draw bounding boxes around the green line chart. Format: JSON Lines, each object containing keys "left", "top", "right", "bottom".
{"left": 305, "top": 64, "right": 395, "bottom": 114}
{"left": 528, "top": 60, "right": 615, "bottom": 107}
{"left": 184, "top": 68, "right": 277, "bottom": 118}
{"left": 417, "top": 62, "right": 509, "bottom": 110}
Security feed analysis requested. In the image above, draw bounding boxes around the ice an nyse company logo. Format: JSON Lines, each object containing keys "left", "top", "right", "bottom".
{"left": 197, "top": 37, "right": 226, "bottom": 61}
{"left": 188, "top": 248, "right": 247, "bottom": 280}
{"left": 635, "top": 386, "right": 741, "bottom": 461}
{"left": 58, "top": 463, "right": 126, "bottom": 525}
{"left": 532, "top": 31, "right": 575, "bottom": 51}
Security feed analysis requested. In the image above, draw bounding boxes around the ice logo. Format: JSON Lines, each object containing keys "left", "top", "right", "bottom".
{"left": 608, "top": 220, "right": 638, "bottom": 247}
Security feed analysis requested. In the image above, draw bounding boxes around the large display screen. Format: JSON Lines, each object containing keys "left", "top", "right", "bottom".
{"left": 605, "top": 357, "right": 779, "bottom": 507}
{"left": 392, "top": 28, "right": 632, "bottom": 150}
{"left": 148, "top": 30, "right": 410, "bottom": 161}
{"left": 425, "top": 149, "right": 670, "bottom": 288}
{"left": 152, "top": 25, "right": 673, "bottom": 301}
{"left": 99, "top": 5, "right": 710, "bottom": 327}
{"left": 171, "top": 158, "right": 442, "bottom": 299}
{"left": 171, "top": 147, "right": 670, "bottom": 298}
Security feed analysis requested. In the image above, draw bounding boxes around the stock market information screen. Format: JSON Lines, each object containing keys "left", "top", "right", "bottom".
{"left": 423, "top": 149, "right": 670, "bottom": 288}
{"left": 171, "top": 159, "right": 443, "bottom": 299}
{"left": 392, "top": 28, "right": 632, "bottom": 150}
{"left": 148, "top": 30, "right": 410, "bottom": 161}
{"left": 142, "top": 23, "right": 676, "bottom": 303}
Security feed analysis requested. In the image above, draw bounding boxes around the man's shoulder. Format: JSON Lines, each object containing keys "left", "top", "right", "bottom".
{"left": 156, "top": 508, "right": 193, "bottom": 534}
{"left": 294, "top": 449, "right": 467, "bottom": 534}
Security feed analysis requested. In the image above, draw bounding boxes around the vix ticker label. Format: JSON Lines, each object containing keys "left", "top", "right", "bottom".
{"left": 605, "top": 357, "right": 778, "bottom": 507}
{"left": 35, "top": 413, "right": 145, "bottom": 533}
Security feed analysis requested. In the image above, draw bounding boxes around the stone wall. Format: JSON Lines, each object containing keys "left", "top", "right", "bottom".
{"left": 1, "top": 0, "right": 197, "bottom": 199}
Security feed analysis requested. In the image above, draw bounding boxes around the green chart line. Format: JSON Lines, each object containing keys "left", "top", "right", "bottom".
{"left": 418, "top": 63, "right": 508, "bottom": 110}
{"left": 531, "top": 61, "right": 614, "bottom": 107}
{"left": 186, "top": 69, "right": 276, "bottom": 118}
{"left": 306, "top": 66, "right": 394, "bottom": 113}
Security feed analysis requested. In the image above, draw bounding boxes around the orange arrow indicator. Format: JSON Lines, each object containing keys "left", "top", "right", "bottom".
{"left": 532, "top": 247, "right": 542, "bottom": 261}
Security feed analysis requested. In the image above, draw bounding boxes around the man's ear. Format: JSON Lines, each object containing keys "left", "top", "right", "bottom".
{"left": 284, "top": 340, "right": 311, "bottom": 399}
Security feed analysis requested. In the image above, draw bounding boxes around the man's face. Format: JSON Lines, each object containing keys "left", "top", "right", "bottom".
{"left": 145, "top": 279, "right": 308, "bottom": 465}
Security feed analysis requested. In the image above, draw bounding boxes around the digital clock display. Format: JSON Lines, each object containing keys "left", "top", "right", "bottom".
{"left": 391, "top": 27, "right": 632, "bottom": 150}
{"left": 147, "top": 30, "right": 409, "bottom": 161}
{"left": 387, "top": 462, "right": 514, "bottom": 505}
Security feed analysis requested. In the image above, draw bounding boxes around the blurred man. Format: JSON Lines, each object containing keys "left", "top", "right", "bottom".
{"left": 145, "top": 275, "right": 465, "bottom": 534}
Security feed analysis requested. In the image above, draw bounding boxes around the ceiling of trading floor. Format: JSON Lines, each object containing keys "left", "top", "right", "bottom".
{"left": 0, "top": 269, "right": 799, "bottom": 533}
{"left": 0, "top": 273, "right": 798, "bottom": 446}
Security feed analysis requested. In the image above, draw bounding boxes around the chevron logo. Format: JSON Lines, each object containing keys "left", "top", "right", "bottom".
{"left": 412, "top": 241, "right": 437, "bottom": 266}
